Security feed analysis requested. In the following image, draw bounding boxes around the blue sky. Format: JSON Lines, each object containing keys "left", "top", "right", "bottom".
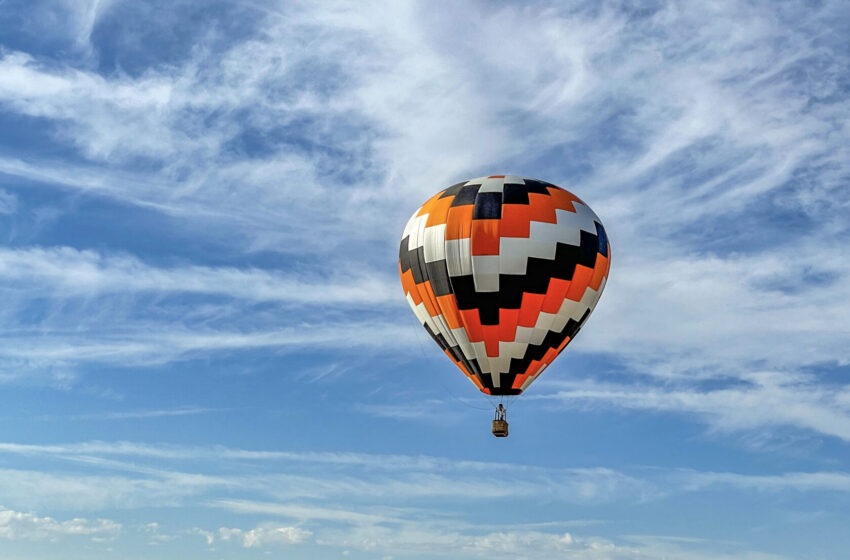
{"left": 0, "top": 0, "right": 849, "bottom": 558}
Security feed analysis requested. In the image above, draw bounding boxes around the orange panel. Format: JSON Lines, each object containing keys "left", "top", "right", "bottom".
{"left": 518, "top": 293, "right": 546, "bottom": 327}
{"left": 546, "top": 187, "right": 580, "bottom": 212}
{"left": 541, "top": 347, "right": 559, "bottom": 366}
{"left": 444, "top": 205, "right": 474, "bottom": 240}
{"left": 590, "top": 253, "right": 610, "bottom": 291}
{"left": 511, "top": 374, "right": 528, "bottom": 390}
{"left": 541, "top": 277, "right": 570, "bottom": 314}
{"left": 399, "top": 268, "right": 422, "bottom": 304}
{"left": 482, "top": 325, "right": 500, "bottom": 357}
{"left": 528, "top": 193, "right": 557, "bottom": 223}
{"left": 471, "top": 219, "right": 500, "bottom": 255}
{"left": 499, "top": 308, "right": 519, "bottom": 342}
{"left": 460, "top": 308, "right": 484, "bottom": 342}
{"left": 557, "top": 335, "right": 572, "bottom": 352}
{"left": 500, "top": 204, "right": 531, "bottom": 238}
{"left": 417, "top": 280, "right": 440, "bottom": 317}
{"left": 435, "top": 294, "right": 463, "bottom": 329}
{"left": 512, "top": 356, "right": 546, "bottom": 389}
{"left": 416, "top": 191, "right": 447, "bottom": 217}
{"left": 565, "top": 265, "right": 594, "bottom": 302}
{"left": 424, "top": 195, "right": 455, "bottom": 227}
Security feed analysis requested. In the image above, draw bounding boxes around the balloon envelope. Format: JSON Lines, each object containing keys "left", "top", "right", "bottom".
{"left": 399, "top": 175, "right": 610, "bottom": 396}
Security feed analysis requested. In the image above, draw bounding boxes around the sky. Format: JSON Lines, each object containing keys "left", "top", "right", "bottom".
{"left": 0, "top": 0, "right": 849, "bottom": 558}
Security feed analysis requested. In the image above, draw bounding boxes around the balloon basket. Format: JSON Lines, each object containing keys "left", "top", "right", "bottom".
{"left": 492, "top": 420, "right": 509, "bottom": 438}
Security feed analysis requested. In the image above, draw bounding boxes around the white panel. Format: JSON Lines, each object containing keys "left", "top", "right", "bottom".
{"left": 469, "top": 341, "right": 491, "bottom": 374}
{"left": 433, "top": 312, "right": 459, "bottom": 349}
{"left": 514, "top": 326, "right": 534, "bottom": 344}
{"left": 579, "top": 283, "right": 602, "bottom": 311}
{"left": 555, "top": 202, "right": 600, "bottom": 236}
{"left": 493, "top": 341, "right": 529, "bottom": 375}
{"left": 499, "top": 237, "right": 529, "bottom": 274}
{"left": 408, "top": 212, "right": 424, "bottom": 263}
{"left": 499, "top": 340, "right": 529, "bottom": 360}
{"left": 488, "top": 353, "right": 512, "bottom": 375}
{"left": 529, "top": 327, "right": 549, "bottom": 346}
{"left": 445, "top": 238, "right": 473, "bottom": 277}
{"left": 407, "top": 295, "right": 430, "bottom": 326}
{"left": 402, "top": 212, "right": 429, "bottom": 246}
{"left": 550, "top": 298, "right": 586, "bottom": 332}
{"left": 477, "top": 176, "right": 506, "bottom": 193}
{"left": 532, "top": 310, "right": 557, "bottom": 334}
{"left": 472, "top": 255, "right": 500, "bottom": 292}
{"left": 528, "top": 220, "right": 578, "bottom": 257}
{"left": 490, "top": 371, "right": 502, "bottom": 389}
{"left": 423, "top": 224, "right": 447, "bottom": 263}
{"left": 450, "top": 327, "right": 476, "bottom": 362}
{"left": 503, "top": 175, "right": 525, "bottom": 184}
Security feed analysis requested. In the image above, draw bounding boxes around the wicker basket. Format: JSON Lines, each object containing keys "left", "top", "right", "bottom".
{"left": 491, "top": 419, "right": 509, "bottom": 437}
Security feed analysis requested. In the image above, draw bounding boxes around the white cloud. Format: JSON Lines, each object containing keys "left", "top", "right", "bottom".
{"left": 218, "top": 523, "right": 312, "bottom": 547}
{"left": 0, "top": 506, "right": 121, "bottom": 541}
{"left": 188, "top": 527, "right": 215, "bottom": 546}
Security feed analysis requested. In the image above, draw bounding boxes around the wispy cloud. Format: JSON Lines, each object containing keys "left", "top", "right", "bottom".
{"left": 534, "top": 370, "right": 850, "bottom": 442}
{"left": 72, "top": 407, "right": 223, "bottom": 420}
{"left": 0, "top": 246, "right": 399, "bottom": 304}
{"left": 1, "top": 2, "right": 849, "bottom": 557}
{"left": 0, "top": 438, "right": 835, "bottom": 558}
{"left": 0, "top": 0, "right": 847, "bottom": 394}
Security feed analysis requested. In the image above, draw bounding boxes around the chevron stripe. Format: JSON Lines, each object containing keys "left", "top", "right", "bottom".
{"left": 399, "top": 176, "right": 610, "bottom": 395}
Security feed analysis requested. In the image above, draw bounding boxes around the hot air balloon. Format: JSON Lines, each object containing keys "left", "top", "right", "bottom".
{"left": 398, "top": 175, "right": 610, "bottom": 437}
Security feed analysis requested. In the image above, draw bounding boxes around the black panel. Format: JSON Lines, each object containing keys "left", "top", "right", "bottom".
{"left": 523, "top": 179, "right": 553, "bottom": 195}
{"left": 425, "top": 260, "right": 452, "bottom": 296}
{"left": 448, "top": 275, "right": 477, "bottom": 309}
{"left": 596, "top": 221, "right": 609, "bottom": 258}
{"left": 551, "top": 243, "right": 581, "bottom": 280}
{"left": 408, "top": 246, "right": 426, "bottom": 283}
{"left": 438, "top": 181, "right": 469, "bottom": 199}
{"left": 502, "top": 183, "right": 530, "bottom": 205}
{"left": 496, "top": 374, "right": 523, "bottom": 395}
{"left": 496, "top": 275, "right": 527, "bottom": 309}
{"left": 423, "top": 322, "right": 448, "bottom": 351}
{"left": 399, "top": 236, "right": 411, "bottom": 273}
{"left": 579, "top": 230, "right": 600, "bottom": 268}
{"left": 521, "top": 258, "right": 556, "bottom": 293}
{"left": 473, "top": 192, "right": 503, "bottom": 219}
{"left": 450, "top": 184, "right": 481, "bottom": 206}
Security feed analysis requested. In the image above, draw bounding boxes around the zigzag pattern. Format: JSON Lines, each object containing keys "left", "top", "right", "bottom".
{"left": 399, "top": 175, "right": 610, "bottom": 396}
